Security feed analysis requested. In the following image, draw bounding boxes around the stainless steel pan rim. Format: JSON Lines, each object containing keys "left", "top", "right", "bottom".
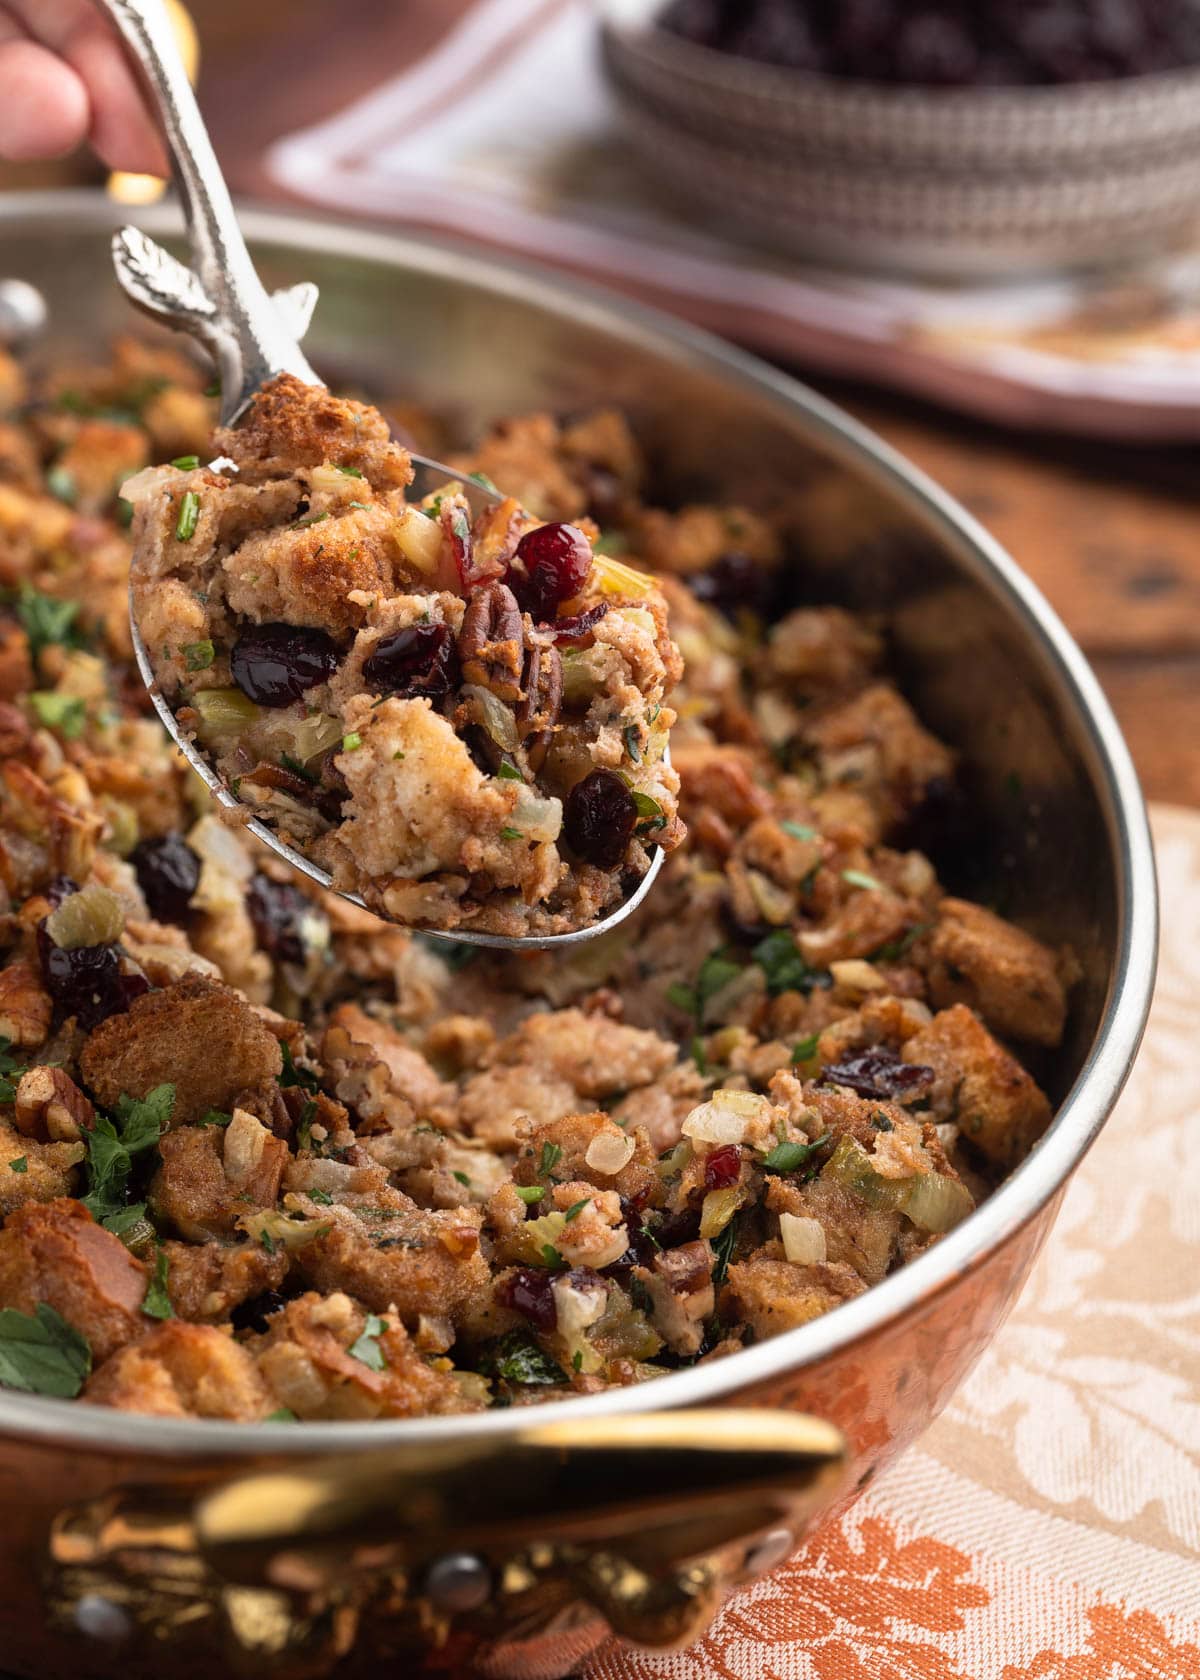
{"left": 0, "top": 191, "right": 1158, "bottom": 1456}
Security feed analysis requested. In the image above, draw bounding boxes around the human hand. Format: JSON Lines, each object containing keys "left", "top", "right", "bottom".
{"left": 0, "top": 0, "right": 167, "bottom": 172}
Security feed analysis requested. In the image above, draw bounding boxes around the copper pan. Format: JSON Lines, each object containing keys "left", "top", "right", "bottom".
{"left": 0, "top": 192, "right": 1157, "bottom": 1680}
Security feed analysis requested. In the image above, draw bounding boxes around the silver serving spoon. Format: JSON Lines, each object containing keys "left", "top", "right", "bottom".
{"left": 94, "top": 0, "right": 666, "bottom": 951}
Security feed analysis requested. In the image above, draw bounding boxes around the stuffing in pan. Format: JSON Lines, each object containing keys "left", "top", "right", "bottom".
{"left": 0, "top": 340, "right": 1070, "bottom": 1420}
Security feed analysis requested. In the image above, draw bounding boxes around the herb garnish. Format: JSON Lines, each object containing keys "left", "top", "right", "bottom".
{"left": 760, "top": 1132, "right": 831, "bottom": 1175}
{"left": 30, "top": 693, "right": 86, "bottom": 740}
{"left": 175, "top": 490, "right": 200, "bottom": 542}
{"left": 781, "top": 820, "right": 817, "bottom": 841}
{"left": 562, "top": 1197, "right": 590, "bottom": 1223}
{"left": 14, "top": 586, "right": 87, "bottom": 670}
{"left": 171, "top": 454, "right": 200, "bottom": 471}
{"left": 278, "top": 1042, "right": 319, "bottom": 1093}
{"left": 142, "top": 1247, "right": 174, "bottom": 1320}
{"left": 791, "top": 1033, "right": 820, "bottom": 1065}
{"left": 182, "top": 639, "right": 215, "bottom": 671}
{"left": 0, "top": 1037, "right": 20, "bottom": 1104}
{"left": 515, "top": 1185, "right": 544, "bottom": 1205}
{"left": 842, "top": 868, "right": 884, "bottom": 893}
{"left": 348, "top": 1314, "right": 388, "bottom": 1372}
{"left": 0, "top": 1304, "right": 91, "bottom": 1397}
{"left": 484, "top": 1329, "right": 565, "bottom": 1386}
{"left": 538, "top": 1142, "right": 563, "bottom": 1178}
{"left": 82, "top": 1084, "right": 174, "bottom": 1227}
{"left": 752, "top": 929, "right": 826, "bottom": 997}
{"left": 711, "top": 1215, "right": 739, "bottom": 1287}
{"left": 667, "top": 949, "right": 742, "bottom": 1026}
{"left": 8, "top": 1158, "right": 26, "bottom": 1175}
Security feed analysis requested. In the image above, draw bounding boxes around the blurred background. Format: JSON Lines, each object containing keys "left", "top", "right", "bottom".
{"left": 5, "top": 0, "right": 1199, "bottom": 800}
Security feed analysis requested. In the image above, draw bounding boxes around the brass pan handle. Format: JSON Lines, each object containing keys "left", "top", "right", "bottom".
{"left": 49, "top": 1409, "right": 848, "bottom": 1673}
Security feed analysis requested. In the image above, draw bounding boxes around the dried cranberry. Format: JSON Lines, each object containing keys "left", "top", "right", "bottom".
{"left": 130, "top": 833, "right": 200, "bottom": 923}
{"left": 231, "top": 1290, "right": 289, "bottom": 1335}
{"left": 246, "top": 873, "right": 312, "bottom": 966}
{"left": 704, "top": 1144, "right": 742, "bottom": 1190}
{"left": 230, "top": 622, "right": 339, "bottom": 708}
{"left": 652, "top": 1206, "right": 702, "bottom": 1249}
{"left": 563, "top": 769, "right": 637, "bottom": 871}
{"left": 497, "top": 1267, "right": 558, "bottom": 1332}
{"left": 688, "top": 552, "right": 777, "bottom": 621}
{"left": 821, "top": 1046, "right": 934, "bottom": 1102}
{"left": 362, "top": 622, "right": 456, "bottom": 699}
{"left": 538, "top": 601, "right": 612, "bottom": 644}
{"left": 37, "top": 925, "right": 149, "bottom": 1030}
{"left": 510, "top": 522, "right": 593, "bottom": 621}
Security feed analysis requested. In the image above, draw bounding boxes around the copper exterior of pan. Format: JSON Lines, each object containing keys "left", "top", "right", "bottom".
{"left": 0, "top": 194, "right": 1157, "bottom": 1680}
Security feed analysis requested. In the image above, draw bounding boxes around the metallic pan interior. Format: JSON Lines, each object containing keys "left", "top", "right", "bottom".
{"left": 0, "top": 192, "right": 1156, "bottom": 1459}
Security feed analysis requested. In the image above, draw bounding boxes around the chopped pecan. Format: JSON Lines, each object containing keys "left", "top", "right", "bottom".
{"left": 516, "top": 639, "right": 562, "bottom": 772}
{"left": 0, "top": 960, "right": 53, "bottom": 1048}
{"left": 13, "top": 1065, "right": 95, "bottom": 1141}
{"left": 457, "top": 581, "right": 524, "bottom": 700}
{"left": 0, "top": 700, "right": 30, "bottom": 758}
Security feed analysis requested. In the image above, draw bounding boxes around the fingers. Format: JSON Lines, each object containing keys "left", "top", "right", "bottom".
{"left": 0, "top": 18, "right": 90, "bottom": 161}
{"left": 1, "top": 0, "right": 168, "bottom": 175}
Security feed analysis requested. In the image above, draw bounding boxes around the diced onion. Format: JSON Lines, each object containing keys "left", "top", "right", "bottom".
{"left": 461, "top": 683, "right": 518, "bottom": 753}
{"left": 44, "top": 881, "right": 124, "bottom": 950}
{"left": 512, "top": 782, "right": 562, "bottom": 842}
{"left": 391, "top": 506, "right": 443, "bottom": 576}
{"left": 585, "top": 1128, "right": 635, "bottom": 1175}
{"left": 119, "top": 464, "right": 171, "bottom": 505}
{"left": 712, "top": 1089, "right": 770, "bottom": 1119}
{"left": 902, "top": 1171, "right": 974, "bottom": 1234}
{"left": 292, "top": 711, "right": 343, "bottom": 764}
{"left": 780, "top": 1213, "right": 827, "bottom": 1266}
{"left": 682, "top": 1103, "right": 748, "bottom": 1147}
{"left": 747, "top": 869, "right": 793, "bottom": 926}
{"left": 700, "top": 1186, "right": 743, "bottom": 1239}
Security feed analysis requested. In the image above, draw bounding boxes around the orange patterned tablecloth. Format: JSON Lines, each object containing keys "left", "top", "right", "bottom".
{"left": 587, "top": 803, "right": 1200, "bottom": 1680}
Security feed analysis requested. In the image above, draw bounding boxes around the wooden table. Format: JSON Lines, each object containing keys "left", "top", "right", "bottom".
{"left": 2, "top": 0, "right": 1196, "bottom": 806}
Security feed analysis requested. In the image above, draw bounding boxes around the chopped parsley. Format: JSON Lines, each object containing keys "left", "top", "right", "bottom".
{"left": 562, "top": 1197, "right": 590, "bottom": 1223}
{"left": 309, "top": 1188, "right": 333, "bottom": 1205}
{"left": 182, "top": 639, "right": 215, "bottom": 671}
{"left": 623, "top": 723, "right": 642, "bottom": 763}
{"left": 348, "top": 1313, "right": 388, "bottom": 1372}
{"left": 0, "top": 1303, "right": 91, "bottom": 1397}
{"left": 496, "top": 760, "right": 522, "bottom": 781}
{"left": 540, "top": 1243, "right": 565, "bottom": 1270}
{"left": 752, "top": 929, "right": 826, "bottom": 997}
{"left": 197, "top": 1108, "right": 232, "bottom": 1128}
{"left": 141, "top": 1247, "right": 174, "bottom": 1320}
{"left": 667, "top": 949, "right": 743, "bottom": 1025}
{"left": 452, "top": 1170, "right": 472, "bottom": 1187}
{"left": 631, "top": 790, "right": 662, "bottom": 821}
{"left": 782, "top": 820, "right": 817, "bottom": 841}
{"left": 572, "top": 1349, "right": 584, "bottom": 1372}
{"left": 278, "top": 1042, "right": 319, "bottom": 1093}
{"left": 0, "top": 1037, "right": 19, "bottom": 1104}
{"left": 30, "top": 692, "right": 86, "bottom": 740}
{"left": 538, "top": 1142, "right": 563, "bottom": 1177}
{"left": 341, "top": 732, "right": 363, "bottom": 752}
{"left": 467, "top": 471, "right": 499, "bottom": 493}
{"left": 175, "top": 490, "right": 200, "bottom": 542}
{"left": 791, "top": 1033, "right": 820, "bottom": 1065}
{"left": 266, "top": 1407, "right": 297, "bottom": 1422}
{"left": 170, "top": 454, "right": 200, "bottom": 471}
{"left": 8, "top": 1158, "right": 26, "bottom": 1175}
{"left": 14, "top": 586, "right": 86, "bottom": 668}
{"left": 500, "top": 826, "right": 523, "bottom": 841}
{"left": 82, "top": 1085, "right": 174, "bottom": 1227}
{"left": 872, "top": 924, "right": 929, "bottom": 962}
{"left": 485, "top": 1329, "right": 565, "bottom": 1386}
{"left": 711, "top": 1215, "right": 739, "bottom": 1288}
{"left": 337, "top": 464, "right": 363, "bottom": 478}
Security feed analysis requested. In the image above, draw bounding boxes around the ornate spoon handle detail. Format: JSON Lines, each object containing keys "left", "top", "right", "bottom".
{"left": 93, "top": 0, "right": 320, "bottom": 424}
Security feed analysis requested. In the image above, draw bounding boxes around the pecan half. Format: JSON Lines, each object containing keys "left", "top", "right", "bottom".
{"left": 13, "top": 1065, "right": 95, "bottom": 1141}
{"left": 516, "top": 640, "right": 563, "bottom": 773}
{"left": 457, "top": 582, "right": 523, "bottom": 700}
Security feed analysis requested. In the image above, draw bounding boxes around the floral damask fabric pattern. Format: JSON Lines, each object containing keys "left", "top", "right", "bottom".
{"left": 589, "top": 806, "right": 1200, "bottom": 1680}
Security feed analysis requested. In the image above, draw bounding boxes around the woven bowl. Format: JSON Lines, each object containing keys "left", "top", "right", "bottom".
{"left": 600, "top": 7, "right": 1200, "bottom": 276}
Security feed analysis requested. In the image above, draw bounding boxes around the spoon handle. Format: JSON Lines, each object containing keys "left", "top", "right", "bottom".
{"left": 93, "top": 0, "right": 320, "bottom": 423}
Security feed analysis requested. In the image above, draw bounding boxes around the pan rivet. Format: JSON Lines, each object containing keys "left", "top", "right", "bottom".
{"left": 424, "top": 1552, "right": 492, "bottom": 1612}
{"left": 74, "top": 1593, "right": 133, "bottom": 1643}
{"left": 743, "top": 1527, "right": 794, "bottom": 1578}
